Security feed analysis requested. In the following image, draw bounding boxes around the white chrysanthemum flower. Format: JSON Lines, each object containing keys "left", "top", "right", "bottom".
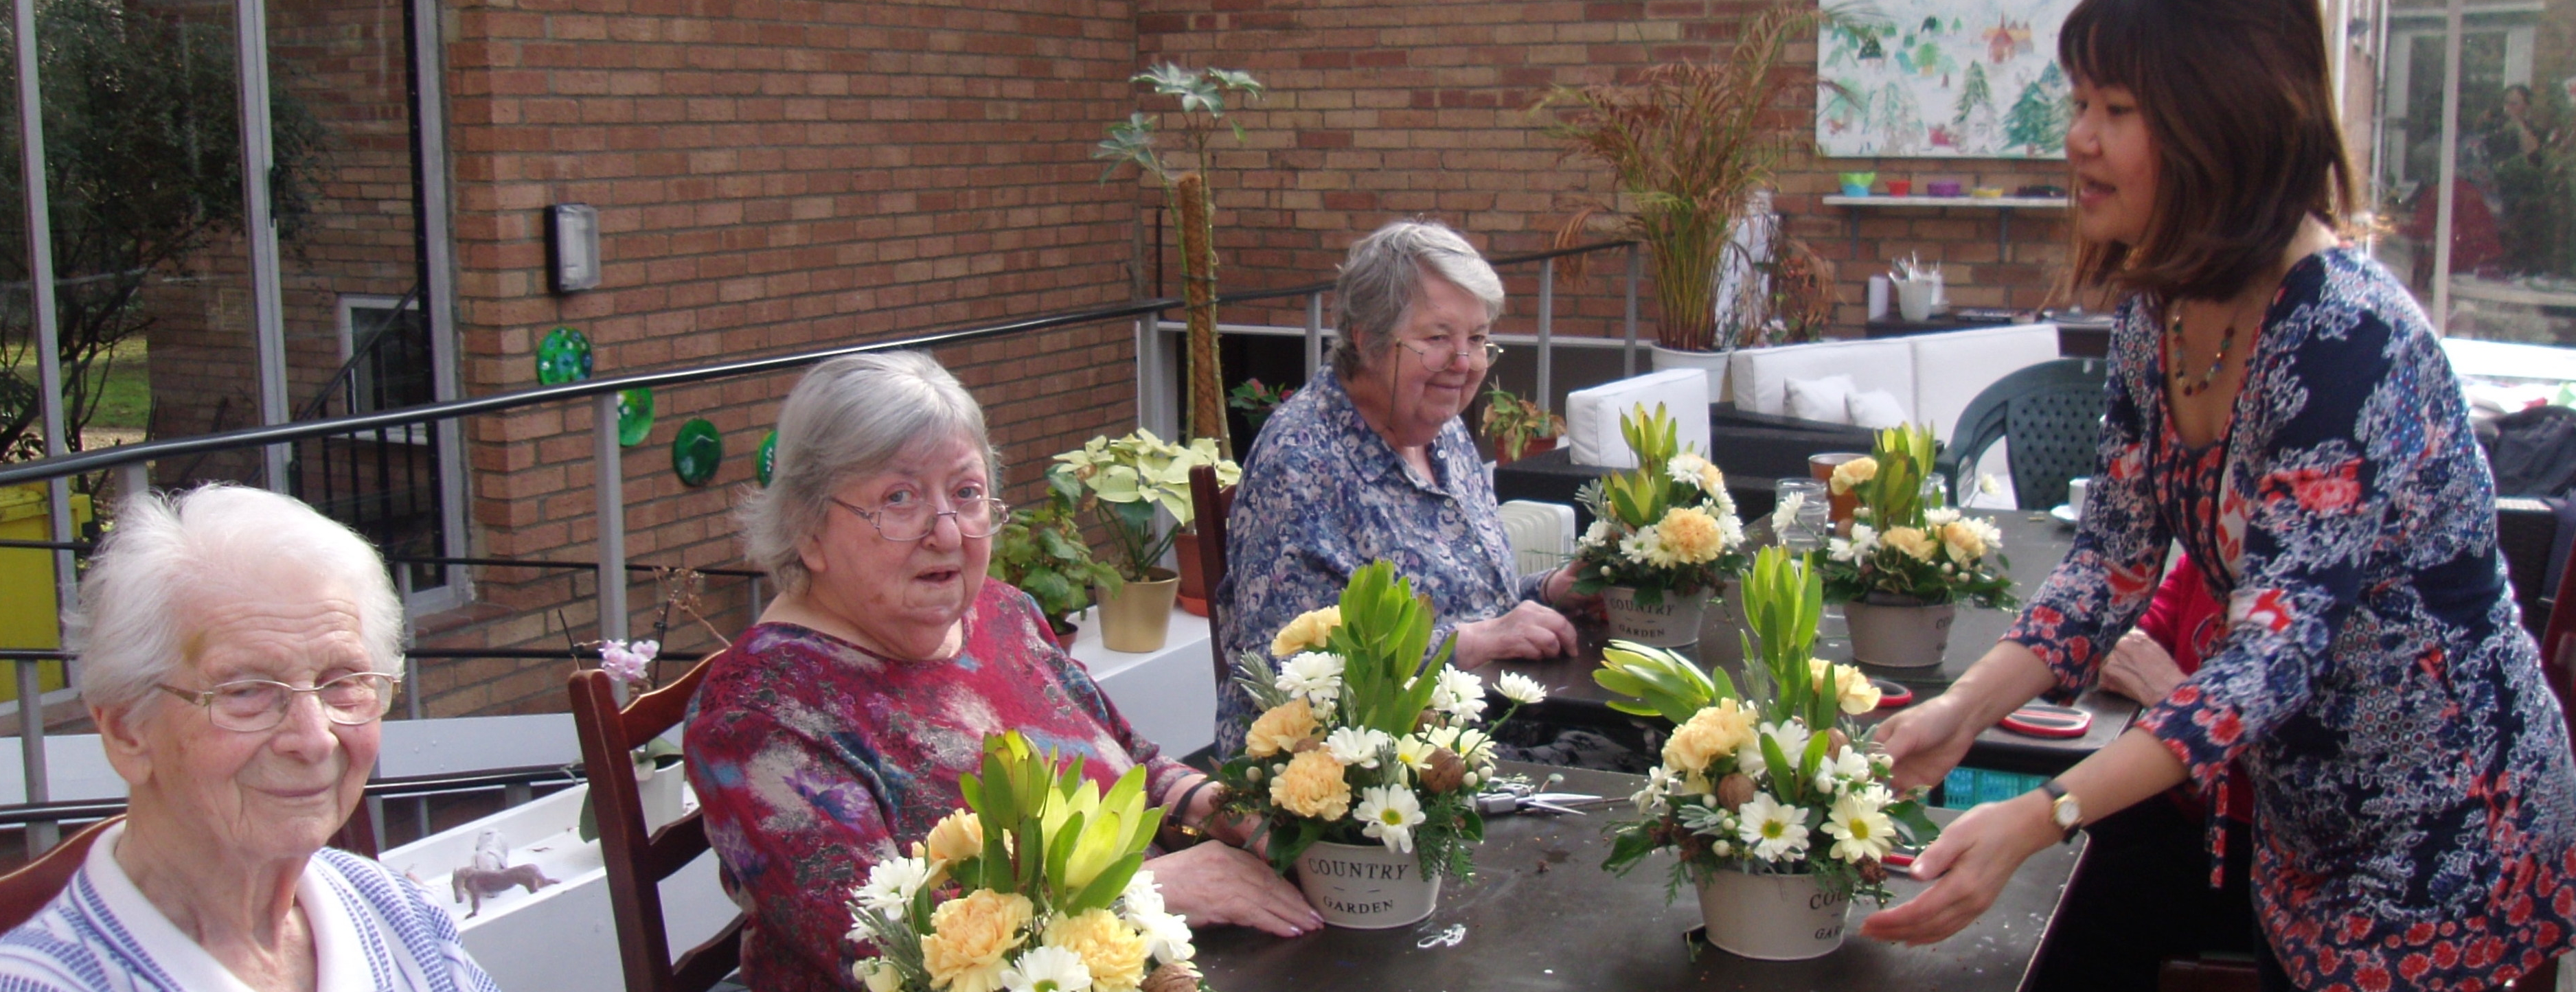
{"left": 1132, "top": 908, "right": 1197, "bottom": 963}
{"left": 1324, "top": 726, "right": 1393, "bottom": 769}
{"left": 1711, "top": 487, "right": 1739, "bottom": 521}
{"left": 1001, "top": 944, "right": 1093, "bottom": 992}
{"left": 1393, "top": 735, "right": 1436, "bottom": 776}
{"left": 1431, "top": 667, "right": 1487, "bottom": 720}
{"left": 1832, "top": 746, "right": 1873, "bottom": 783}
{"left": 1582, "top": 520, "right": 1617, "bottom": 548}
{"left": 1119, "top": 868, "right": 1165, "bottom": 920}
{"left": 1427, "top": 726, "right": 1497, "bottom": 768}
{"left": 1742, "top": 721, "right": 1813, "bottom": 776}
{"left": 1824, "top": 790, "right": 1898, "bottom": 863}
{"left": 1960, "top": 516, "right": 2003, "bottom": 553}
{"left": 1978, "top": 473, "right": 2002, "bottom": 496}
{"left": 1632, "top": 765, "right": 1676, "bottom": 814}
{"left": 1619, "top": 526, "right": 1661, "bottom": 566}
{"left": 1770, "top": 491, "right": 1806, "bottom": 534}
{"left": 1924, "top": 506, "right": 1961, "bottom": 528}
{"left": 1494, "top": 671, "right": 1547, "bottom": 706}
{"left": 1275, "top": 651, "right": 1345, "bottom": 707}
{"left": 1667, "top": 452, "right": 1715, "bottom": 488}
{"left": 1354, "top": 785, "right": 1427, "bottom": 854}
{"left": 1737, "top": 792, "right": 1812, "bottom": 862}
{"left": 852, "top": 855, "right": 932, "bottom": 912}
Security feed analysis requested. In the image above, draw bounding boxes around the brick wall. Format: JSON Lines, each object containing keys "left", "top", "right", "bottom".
{"left": 425, "top": 0, "right": 1150, "bottom": 713}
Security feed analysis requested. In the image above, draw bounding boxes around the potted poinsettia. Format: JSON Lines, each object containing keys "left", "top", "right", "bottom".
{"left": 1209, "top": 560, "right": 1549, "bottom": 929}
{"left": 1569, "top": 402, "right": 1748, "bottom": 648}
{"left": 843, "top": 732, "right": 1207, "bottom": 992}
{"left": 1050, "top": 430, "right": 1240, "bottom": 652}
{"left": 1479, "top": 380, "right": 1564, "bottom": 463}
{"left": 1817, "top": 424, "right": 2015, "bottom": 669}
{"left": 1596, "top": 546, "right": 1939, "bottom": 960}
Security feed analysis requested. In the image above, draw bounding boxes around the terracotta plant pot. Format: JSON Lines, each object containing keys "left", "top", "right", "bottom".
{"left": 1097, "top": 568, "right": 1179, "bottom": 653}
{"left": 1294, "top": 840, "right": 1441, "bottom": 930}
{"left": 1602, "top": 586, "right": 1711, "bottom": 649}
{"left": 1696, "top": 869, "right": 1851, "bottom": 960}
{"left": 1843, "top": 594, "right": 1956, "bottom": 669}
{"left": 1175, "top": 532, "right": 1207, "bottom": 601}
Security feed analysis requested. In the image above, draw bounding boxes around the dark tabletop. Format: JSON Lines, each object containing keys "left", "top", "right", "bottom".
{"left": 1494, "top": 510, "right": 2140, "bottom": 776}
{"left": 1194, "top": 763, "right": 2086, "bottom": 991}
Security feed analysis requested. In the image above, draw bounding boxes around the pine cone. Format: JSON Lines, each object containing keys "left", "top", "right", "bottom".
{"left": 1716, "top": 774, "right": 1757, "bottom": 811}
{"left": 1140, "top": 961, "right": 1203, "bottom": 992}
{"left": 1420, "top": 747, "right": 1469, "bottom": 793}
{"left": 1858, "top": 860, "right": 1889, "bottom": 885}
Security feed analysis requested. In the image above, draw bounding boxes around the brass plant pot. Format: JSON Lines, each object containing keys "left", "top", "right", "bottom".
{"left": 1098, "top": 568, "right": 1181, "bottom": 653}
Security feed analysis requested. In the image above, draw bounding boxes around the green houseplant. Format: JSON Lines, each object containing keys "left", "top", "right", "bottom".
{"left": 988, "top": 471, "right": 1123, "bottom": 638}
{"left": 1051, "top": 429, "right": 1240, "bottom": 652}
{"left": 1479, "top": 380, "right": 1564, "bottom": 463}
{"left": 1096, "top": 65, "right": 1264, "bottom": 461}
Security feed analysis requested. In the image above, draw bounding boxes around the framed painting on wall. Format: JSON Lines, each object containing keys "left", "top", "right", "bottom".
{"left": 1816, "top": 0, "right": 2077, "bottom": 159}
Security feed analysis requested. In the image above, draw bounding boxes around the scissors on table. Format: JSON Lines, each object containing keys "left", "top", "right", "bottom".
{"left": 1472, "top": 778, "right": 1608, "bottom": 816}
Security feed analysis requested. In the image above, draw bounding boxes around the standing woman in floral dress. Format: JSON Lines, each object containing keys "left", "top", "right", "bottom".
{"left": 1860, "top": 1, "right": 2576, "bottom": 988}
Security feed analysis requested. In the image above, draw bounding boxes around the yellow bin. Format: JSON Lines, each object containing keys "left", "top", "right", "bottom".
{"left": 0, "top": 483, "right": 89, "bottom": 702}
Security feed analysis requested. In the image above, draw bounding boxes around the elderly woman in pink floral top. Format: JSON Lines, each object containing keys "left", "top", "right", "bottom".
{"left": 688, "top": 353, "right": 1314, "bottom": 992}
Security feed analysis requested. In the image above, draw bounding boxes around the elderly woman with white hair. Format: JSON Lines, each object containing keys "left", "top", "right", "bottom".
{"left": 687, "top": 351, "right": 1314, "bottom": 992}
{"left": 0, "top": 484, "right": 497, "bottom": 992}
{"left": 1213, "top": 218, "right": 1584, "bottom": 757}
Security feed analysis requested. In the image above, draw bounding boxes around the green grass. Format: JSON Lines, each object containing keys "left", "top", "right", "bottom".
{"left": 1, "top": 338, "right": 149, "bottom": 432}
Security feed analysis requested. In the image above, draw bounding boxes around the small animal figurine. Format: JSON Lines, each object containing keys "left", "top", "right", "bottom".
{"left": 451, "top": 829, "right": 558, "bottom": 918}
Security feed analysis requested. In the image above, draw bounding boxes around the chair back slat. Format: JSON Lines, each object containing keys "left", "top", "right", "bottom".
{"left": 569, "top": 654, "right": 744, "bottom": 992}
{"left": 0, "top": 816, "right": 122, "bottom": 932}
{"left": 1189, "top": 463, "right": 1237, "bottom": 689}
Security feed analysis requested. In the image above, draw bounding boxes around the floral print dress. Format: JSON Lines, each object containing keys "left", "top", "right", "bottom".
{"left": 685, "top": 581, "right": 1193, "bottom": 992}
{"left": 1213, "top": 367, "right": 1547, "bottom": 757}
{"left": 2003, "top": 247, "right": 2576, "bottom": 990}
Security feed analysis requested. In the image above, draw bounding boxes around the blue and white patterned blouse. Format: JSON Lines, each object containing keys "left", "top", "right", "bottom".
{"left": 2003, "top": 247, "right": 2576, "bottom": 989}
{"left": 1213, "top": 367, "right": 1547, "bottom": 756}
{"left": 0, "top": 823, "right": 500, "bottom": 992}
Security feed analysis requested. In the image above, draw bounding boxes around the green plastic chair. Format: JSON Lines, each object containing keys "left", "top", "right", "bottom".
{"left": 1946, "top": 358, "right": 2110, "bottom": 510}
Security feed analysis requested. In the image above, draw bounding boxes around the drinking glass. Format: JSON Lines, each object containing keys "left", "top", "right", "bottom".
{"left": 1773, "top": 479, "right": 1828, "bottom": 556}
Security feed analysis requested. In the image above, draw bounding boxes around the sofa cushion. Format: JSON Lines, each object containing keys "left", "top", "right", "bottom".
{"left": 1565, "top": 368, "right": 1711, "bottom": 468}
{"left": 1785, "top": 375, "right": 1858, "bottom": 424}
{"left": 1847, "top": 389, "right": 1908, "bottom": 429}
{"left": 1728, "top": 337, "right": 1915, "bottom": 421}
{"left": 1908, "top": 323, "right": 2062, "bottom": 443}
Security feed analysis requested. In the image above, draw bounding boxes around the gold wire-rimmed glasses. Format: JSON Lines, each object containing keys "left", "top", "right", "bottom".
{"left": 155, "top": 671, "right": 402, "bottom": 733}
{"left": 829, "top": 494, "right": 1012, "bottom": 541}
{"left": 1398, "top": 336, "right": 1503, "bottom": 371}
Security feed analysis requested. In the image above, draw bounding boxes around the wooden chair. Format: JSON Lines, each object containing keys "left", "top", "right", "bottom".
{"left": 569, "top": 655, "right": 744, "bottom": 992}
{"left": 1189, "top": 463, "right": 1236, "bottom": 690}
{"left": 0, "top": 816, "right": 122, "bottom": 932}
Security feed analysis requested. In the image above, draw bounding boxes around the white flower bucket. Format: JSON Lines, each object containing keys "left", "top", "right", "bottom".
{"left": 1649, "top": 344, "right": 1733, "bottom": 402}
{"left": 1696, "top": 869, "right": 1851, "bottom": 960}
{"left": 1293, "top": 840, "right": 1441, "bottom": 930}
{"left": 1603, "top": 586, "right": 1711, "bottom": 648}
{"left": 635, "top": 757, "right": 687, "bottom": 832}
{"left": 1843, "top": 596, "right": 1955, "bottom": 669}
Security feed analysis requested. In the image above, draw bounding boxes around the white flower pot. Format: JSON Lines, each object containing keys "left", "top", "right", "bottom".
{"left": 636, "top": 757, "right": 687, "bottom": 833}
{"left": 1843, "top": 595, "right": 1955, "bottom": 669}
{"left": 1293, "top": 840, "right": 1441, "bottom": 930}
{"left": 1696, "top": 869, "right": 1851, "bottom": 960}
{"left": 1602, "top": 586, "right": 1711, "bottom": 648}
{"left": 1648, "top": 343, "right": 1732, "bottom": 402}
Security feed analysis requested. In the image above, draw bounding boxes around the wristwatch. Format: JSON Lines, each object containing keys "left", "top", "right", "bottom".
{"left": 2037, "top": 780, "right": 2082, "bottom": 843}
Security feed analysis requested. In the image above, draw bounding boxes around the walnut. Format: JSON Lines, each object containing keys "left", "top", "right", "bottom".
{"left": 1140, "top": 960, "right": 1203, "bottom": 992}
{"left": 1290, "top": 737, "right": 1321, "bottom": 754}
{"left": 1419, "top": 748, "right": 1469, "bottom": 793}
{"left": 1716, "top": 774, "right": 1757, "bottom": 811}
{"left": 1858, "top": 860, "right": 1889, "bottom": 885}
{"left": 1415, "top": 709, "right": 1441, "bottom": 731}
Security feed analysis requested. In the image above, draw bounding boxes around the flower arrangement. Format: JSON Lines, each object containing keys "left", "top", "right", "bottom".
{"left": 1597, "top": 546, "right": 1938, "bottom": 902}
{"left": 845, "top": 732, "right": 1207, "bottom": 992}
{"left": 1569, "top": 403, "right": 1748, "bottom": 605}
{"left": 1211, "top": 560, "right": 1547, "bottom": 878}
{"left": 1817, "top": 424, "right": 2015, "bottom": 608}
{"left": 1051, "top": 430, "right": 1242, "bottom": 583}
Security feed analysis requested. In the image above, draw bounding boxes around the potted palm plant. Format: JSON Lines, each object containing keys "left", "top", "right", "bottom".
{"left": 1540, "top": 1, "right": 1845, "bottom": 384}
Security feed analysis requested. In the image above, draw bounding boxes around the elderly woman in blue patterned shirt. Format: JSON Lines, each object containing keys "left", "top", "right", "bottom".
{"left": 1213, "top": 219, "right": 1583, "bottom": 756}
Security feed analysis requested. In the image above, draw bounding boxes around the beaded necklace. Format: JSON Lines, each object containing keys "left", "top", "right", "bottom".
{"left": 2165, "top": 304, "right": 2238, "bottom": 397}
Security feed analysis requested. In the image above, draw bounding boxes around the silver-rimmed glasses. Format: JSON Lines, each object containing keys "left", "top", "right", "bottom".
{"left": 829, "top": 495, "right": 1012, "bottom": 541}
{"left": 156, "top": 671, "right": 402, "bottom": 733}
{"left": 1398, "top": 336, "right": 1503, "bottom": 371}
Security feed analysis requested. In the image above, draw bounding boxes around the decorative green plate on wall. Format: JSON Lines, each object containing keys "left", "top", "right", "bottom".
{"left": 671, "top": 418, "right": 722, "bottom": 486}
{"left": 755, "top": 430, "right": 778, "bottom": 487}
{"left": 536, "top": 326, "right": 593, "bottom": 384}
{"left": 616, "top": 388, "right": 654, "bottom": 447}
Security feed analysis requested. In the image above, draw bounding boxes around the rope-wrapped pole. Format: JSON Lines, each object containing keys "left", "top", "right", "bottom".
{"left": 1176, "top": 172, "right": 1229, "bottom": 459}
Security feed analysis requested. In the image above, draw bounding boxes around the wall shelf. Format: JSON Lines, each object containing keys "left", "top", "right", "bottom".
{"left": 1822, "top": 194, "right": 2071, "bottom": 264}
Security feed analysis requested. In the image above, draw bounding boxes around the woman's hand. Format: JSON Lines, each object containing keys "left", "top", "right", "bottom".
{"left": 2100, "top": 630, "right": 2185, "bottom": 705}
{"left": 1871, "top": 693, "right": 1981, "bottom": 794}
{"left": 1858, "top": 792, "right": 2060, "bottom": 945}
{"left": 1143, "top": 842, "right": 1323, "bottom": 938}
{"left": 1451, "top": 601, "right": 1579, "bottom": 667}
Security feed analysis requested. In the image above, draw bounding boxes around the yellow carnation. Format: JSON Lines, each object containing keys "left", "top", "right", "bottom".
{"left": 1880, "top": 525, "right": 1938, "bottom": 562}
{"left": 1829, "top": 456, "right": 1877, "bottom": 495}
{"left": 1656, "top": 506, "right": 1730, "bottom": 564}
{"left": 1661, "top": 698, "right": 1756, "bottom": 774}
{"left": 922, "top": 809, "right": 984, "bottom": 865}
{"left": 1270, "top": 749, "right": 1353, "bottom": 820}
{"left": 1042, "top": 908, "right": 1152, "bottom": 992}
{"left": 1828, "top": 660, "right": 1882, "bottom": 715}
{"left": 1940, "top": 519, "right": 1988, "bottom": 563}
{"left": 920, "top": 889, "right": 1031, "bottom": 992}
{"left": 1270, "top": 606, "right": 1343, "bottom": 657}
{"left": 1243, "top": 697, "right": 1321, "bottom": 759}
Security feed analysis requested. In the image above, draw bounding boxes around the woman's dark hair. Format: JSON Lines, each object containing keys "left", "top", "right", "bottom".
{"left": 2060, "top": 0, "right": 2355, "bottom": 301}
